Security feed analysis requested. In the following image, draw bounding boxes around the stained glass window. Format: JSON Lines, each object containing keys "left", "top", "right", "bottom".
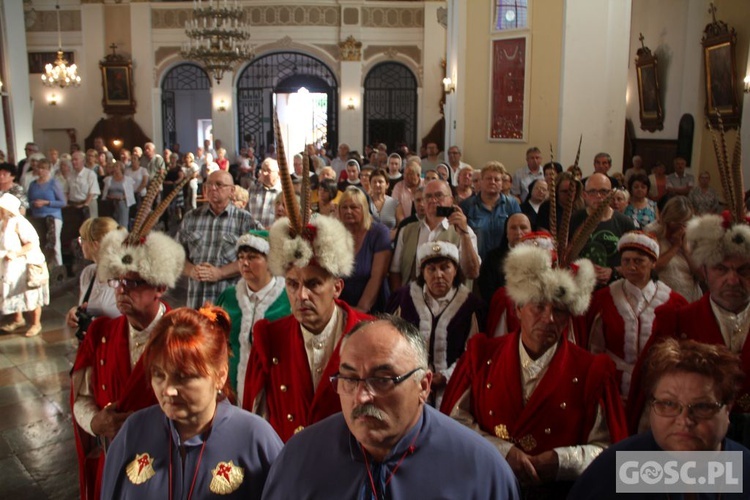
{"left": 495, "top": 0, "right": 528, "bottom": 31}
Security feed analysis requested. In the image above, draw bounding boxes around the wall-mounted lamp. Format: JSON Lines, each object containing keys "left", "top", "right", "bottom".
{"left": 744, "top": 75, "right": 750, "bottom": 94}
{"left": 217, "top": 99, "right": 227, "bottom": 112}
{"left": 442, "top": 77, "right": 456, "bottom": 94}
{"left": 347, "top": 97, "right": 355, "bottom": 110}
{"left": 48, "top": 93, "right": 58, "bottom": 106}
{"left": 112, "top": 139, "right": 122, "bottom": 148}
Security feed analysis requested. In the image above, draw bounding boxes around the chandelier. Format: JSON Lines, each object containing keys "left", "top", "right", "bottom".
{"left": 41, "top": 2, "right": 80, "bottom": 88}
{"left": 182, "top": 0, "right": 252, "bottom": 84}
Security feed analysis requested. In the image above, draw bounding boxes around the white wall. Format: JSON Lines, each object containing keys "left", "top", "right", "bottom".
{"left": 625, "top": 0, "right": 705, "bottom": 163}
{"left": 559, "top": 0, "right": 632, "bottom": 174}
{"left": 2, "top": 0, "right": 34, "bottom": 161}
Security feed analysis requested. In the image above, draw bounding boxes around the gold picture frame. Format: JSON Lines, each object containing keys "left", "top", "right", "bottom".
{"left": 701, "top": 8, "right": 740, "bottom": 128}
{"left": 100, "top": 51, "right": 135, "bottom": 115}
{"left": 635, "top": 35, "right": 663, "bottom": 132}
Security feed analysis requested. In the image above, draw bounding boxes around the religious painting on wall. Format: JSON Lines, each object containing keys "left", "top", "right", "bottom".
{"left": 701, "top": 5, "right": 740, "bottom": 128}
{"left": 635, "top": 34, "right": 663, "bottom": 132}
{"left": 100, "top": 47, "right": 136, "bottom": 115}
{"left": 489, "top": 36, "right": 527, "bottom": 141}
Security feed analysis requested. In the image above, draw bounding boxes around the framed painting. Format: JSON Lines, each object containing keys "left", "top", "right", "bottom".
{"left": 635, "top": 37, "right": 663, "bottom": 132}
{"left": 701, "top": 13, "right": 740, "bottom": 128}
{"left": 489, "top": 36, "right": 528, "bottom": 141}
{"left": 100, "top": 59, "right": 135, "bottom": 115}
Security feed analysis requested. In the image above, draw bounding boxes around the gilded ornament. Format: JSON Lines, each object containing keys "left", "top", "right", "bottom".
{"left": 210, "top": 460, "right": 244, "bottom": 495}
{"left": 494, "top": 424, "right": 510, "bottom": 440}
{"left": 338, "top": 36, "right": 362, "bottom": 62}
{"left": 126, "top": 452, "right": 156, "bottom": 485}
{"left": 518, "top": 434, "right": 537, "bottom": 452}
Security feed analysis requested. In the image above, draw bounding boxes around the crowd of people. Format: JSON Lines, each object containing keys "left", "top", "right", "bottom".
{"left": 1, "top": 135, "right": 748, "bottom": 498}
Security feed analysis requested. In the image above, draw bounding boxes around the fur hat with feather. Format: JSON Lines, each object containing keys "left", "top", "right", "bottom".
{"left": 504, "top": 244, "right": 596, "bottom": 316}
{"left": 96, "top": 168, "right": 187, "bottom": 288}
{"left": 266, "top": 109, "right": 354, "bottom": 278}
{"left": 686, "top": 113, "right": 749, "bottom": 268}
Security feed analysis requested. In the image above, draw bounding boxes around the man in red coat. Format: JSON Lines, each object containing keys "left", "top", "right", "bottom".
{"left": 441, "top": 243, "right": 627, "bottom": 498}
{"left": 71, "top": 227, "right": 185, "bottom": 500}
{"left": 243, "top": 214, "right": 372, "bottom": 441}
{"left": 628, "top": 213, "right": 750, "bottom": 441}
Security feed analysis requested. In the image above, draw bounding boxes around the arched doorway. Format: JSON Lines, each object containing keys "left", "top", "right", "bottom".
{"left": 236, "top": 52, "right": 338, "bottom": 158}
{"left": 161, "top": 63, "right": 212, "bottom": 153}
{"left": 363, "top": 62, "right": 418, "bottom": 153}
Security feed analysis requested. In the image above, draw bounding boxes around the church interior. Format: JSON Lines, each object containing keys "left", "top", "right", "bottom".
{"left": 0, "top": 0, "right": 748, "bottom": 498}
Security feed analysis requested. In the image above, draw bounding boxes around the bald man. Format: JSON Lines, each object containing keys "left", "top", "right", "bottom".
{"left": 568, "top": 173, "right": 636, "bottom": 287}
{"left": 178, "top": 170, "right": 262, "bottom": 307}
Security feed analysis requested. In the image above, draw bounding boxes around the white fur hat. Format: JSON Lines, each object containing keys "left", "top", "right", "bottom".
{"left": 417, "top": 241, "right": 459, "bottom": 269}
{"left": 267, "top": 215, "right": 354, "bottom": 277}
{"left": 617, "top": 230, "right": 660, "bottom": 260}
{"left": 236, "top": 230, "right": 270, "bottom": 255}
{"left": 686, "top": 214, "right": 750, "bottom": 269}
{"left": 97, "top": 228, "right": 186, "bottom": 288}
{"left": 504, "top": 244, "right": 596, "bottom": 316}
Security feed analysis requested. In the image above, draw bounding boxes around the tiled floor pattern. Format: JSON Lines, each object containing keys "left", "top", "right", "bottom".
{"left": 0, "top": 276, "right": 188, "bottom": 499}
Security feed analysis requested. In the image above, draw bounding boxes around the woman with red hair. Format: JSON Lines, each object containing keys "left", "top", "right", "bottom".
{"left": 101, "top": 306, "right": 282, "bottom": 499}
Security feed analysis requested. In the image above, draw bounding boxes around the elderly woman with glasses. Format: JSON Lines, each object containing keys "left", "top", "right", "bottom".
{"left": 388, "top": 241, "right": 484, "bottom": 406}
{"left": 569, "top": 338, "right": 750, "bottom": 499}
{"left": 216, "top": 233, "right": 289, "bottom": 406}
{"left": 101, "top": 306, "right": 283, "bottom": 499}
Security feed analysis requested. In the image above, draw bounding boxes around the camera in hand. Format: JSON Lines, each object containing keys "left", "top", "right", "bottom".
{"left": 436, "top": 206, "right": 456, "bottom": 218}
{"left": 75, "top": 307, "right": 95, "bottom": 341}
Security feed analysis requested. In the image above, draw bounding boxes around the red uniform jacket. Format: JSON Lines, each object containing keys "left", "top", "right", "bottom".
{"left": 586, "top": 282, "right": 687, "bottom": 396}
{"left": 70, "top": 307, "right": 169, "bottom": 500}
{"left": 441, "top": 332, "right": 628, "bottom": 454}
{"left": 242, "top": 300, "right": 372, "bottom": 442}
{"left": 485, "top": 287, "right": 519, "bottom": 337}
{"left": 627, "top": 293, "right": 750, "bottom": 432}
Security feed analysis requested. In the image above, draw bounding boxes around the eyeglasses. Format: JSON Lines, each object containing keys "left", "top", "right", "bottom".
{"left": 205, "top": 182, "right": 232, "bottom": 190}
{"left": 330, "top": 367, "right": 424, "bottom": 395}
{"left": 77, "top": 236, "right": 87, "bottom": 244}
{"left": 650, "top": 398, "right": 724, "bottom": 420}
{"left": 585, "top": 189, "right": 612, "bottom": 197}
{"left": 424, "top": 192, "right": 447, "bottom": 201}
{"left": 107, "top": 278, "right": 149, "bottom": 290}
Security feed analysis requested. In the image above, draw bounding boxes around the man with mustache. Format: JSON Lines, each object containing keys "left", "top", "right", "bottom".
{"left": 441, "top": 243, "right": 627, "bottom": 498}
{"left": 628, "top": 211, "right": 750, "bottom": 445}
{"left": 242, "top": 214, "right": 372, "bottom": 441}
{"left": 262, "top": 316, "right": 519, "bottom": 499}
{"left": 70, "top": 222, "right": 185, "bottom": 499}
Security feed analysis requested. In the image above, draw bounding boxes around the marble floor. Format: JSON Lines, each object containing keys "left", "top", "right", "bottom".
{"left": 0, "top": 276, "right": 188, "bottom": 500}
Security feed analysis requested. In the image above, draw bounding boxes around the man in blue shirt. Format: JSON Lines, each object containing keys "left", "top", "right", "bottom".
{"left": 461, "top": 163, "right": 521, "bottom": 261}
{"left": 262, "top": 316, "right": 519, "bottom": 499}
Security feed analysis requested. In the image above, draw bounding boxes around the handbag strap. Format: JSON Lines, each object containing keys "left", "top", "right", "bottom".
{"left": 81, "top": 272, "right": 96, "bottom": 304}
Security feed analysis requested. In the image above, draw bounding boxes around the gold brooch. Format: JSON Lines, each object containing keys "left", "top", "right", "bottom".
{"left": 518, "top": 434, "right": 537, "bottom": 452}
{"left": 294, "top": 425, "right": 305, "bottom": 434}
{"left": 210, "top": 460, "right": 245, "bottom": 495}
{"left": 125, "top": 452, "right": 156, "bottom": 485}
{"left": 494, "top": 424, "right": 510, "bottom": 440}
{"left": 738, "top": 393, "right": 750, "bottom": 411}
